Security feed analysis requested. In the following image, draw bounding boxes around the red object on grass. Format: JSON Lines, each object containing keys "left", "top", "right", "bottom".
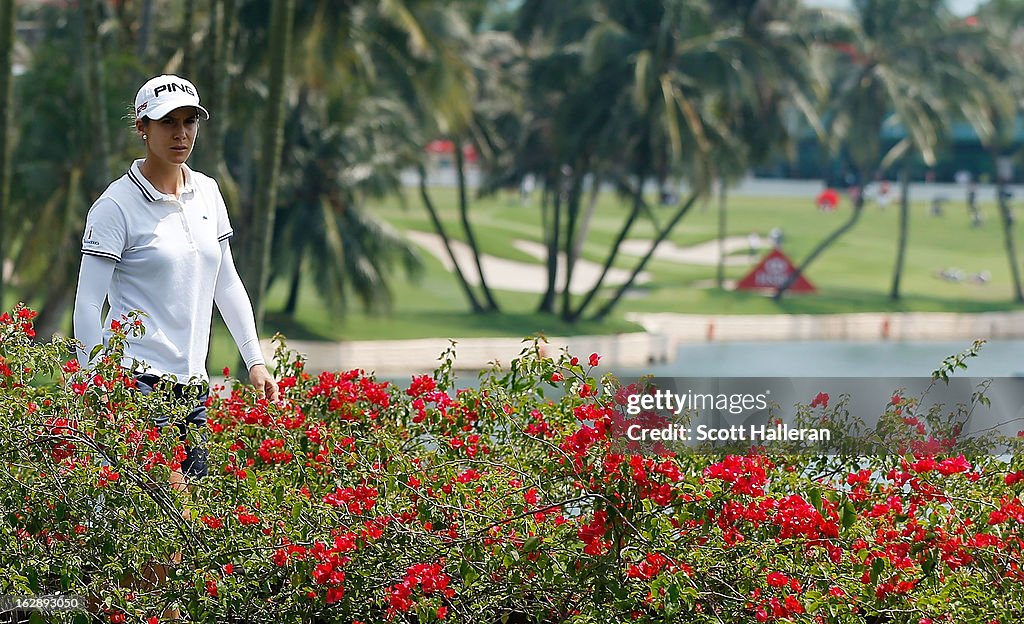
{"left": 816, "top": 188, "right": 840, "bottom": 210}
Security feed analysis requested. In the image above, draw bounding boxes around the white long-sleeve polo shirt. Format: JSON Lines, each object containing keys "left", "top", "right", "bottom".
{"left": 74, "top": 159, "right": 264, "bottom": 383}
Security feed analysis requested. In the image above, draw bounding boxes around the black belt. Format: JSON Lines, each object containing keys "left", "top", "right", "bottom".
{"left": 135, "top": 373, "right": 209, "bottom": 395}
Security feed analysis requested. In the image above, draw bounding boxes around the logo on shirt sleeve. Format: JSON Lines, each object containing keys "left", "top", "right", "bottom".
{"left": 83, "top": 227, "right": 100, "bottom": 246}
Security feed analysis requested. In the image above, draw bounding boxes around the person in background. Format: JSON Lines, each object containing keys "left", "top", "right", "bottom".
{"left": 967, "top": 180, "right": 982, "bottom": 227}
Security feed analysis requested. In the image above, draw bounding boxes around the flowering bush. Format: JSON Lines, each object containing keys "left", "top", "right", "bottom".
{"left": 1, "top": 305, "right": 1023, "bottom": 623}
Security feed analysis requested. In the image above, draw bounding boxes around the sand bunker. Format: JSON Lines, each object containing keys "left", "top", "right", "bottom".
{"left": 618, "top": 236, "right": 762, "bottom": 266}
{"left": 404, "top": 231, "right": 651, "bottom": 294}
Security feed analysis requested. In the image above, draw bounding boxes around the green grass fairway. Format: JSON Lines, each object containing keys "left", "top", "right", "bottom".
{"left": 209, "top": 185, "right": 1024, "bottom": 371}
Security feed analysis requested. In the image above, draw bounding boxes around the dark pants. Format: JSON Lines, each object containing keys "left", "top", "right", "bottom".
{"left": 134, "top": 374, "right": 210, "bottom": 479}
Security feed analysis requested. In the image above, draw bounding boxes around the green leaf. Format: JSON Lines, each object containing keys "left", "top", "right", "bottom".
{"left": 870, "top": 557, "right": 885, "bottom": 584}
{"left": 521, "top": 536, "right": 541, "bottom": 553}
{"left": 460, "top": 560, "right": 479, "bottom": 584}
{"left": 666, "top": 582, "right": 680, "bottom": 604}
{"left": 922, "top": 552, "right": 938, "bottom": 576}
{"left": 841, "top": 500, "right": 857, "bottom": 530}
{"left": 808, "top": 488, "right": 823, "bottom": 516}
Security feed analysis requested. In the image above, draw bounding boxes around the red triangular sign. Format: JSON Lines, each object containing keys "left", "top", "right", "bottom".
{"left": 736, "top": 249, "right": 816, "bottom": 293}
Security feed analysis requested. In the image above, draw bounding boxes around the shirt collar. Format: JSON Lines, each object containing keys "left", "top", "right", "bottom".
{"left": 127, "top": 159, "right": 196, "bottom": 202}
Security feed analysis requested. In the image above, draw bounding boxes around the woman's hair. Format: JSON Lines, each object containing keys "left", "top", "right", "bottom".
{"left": 125, "top": 102, "right": 146, "bottom": 130}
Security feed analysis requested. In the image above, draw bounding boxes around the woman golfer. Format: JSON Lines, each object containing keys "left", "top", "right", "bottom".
{"left": 73, "top": 74, "right": 278, "bottom": 483}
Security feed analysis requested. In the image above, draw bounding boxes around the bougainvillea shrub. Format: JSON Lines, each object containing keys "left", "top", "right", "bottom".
{"left": 1, "top": 305, "right": 1023, "bottom": 623}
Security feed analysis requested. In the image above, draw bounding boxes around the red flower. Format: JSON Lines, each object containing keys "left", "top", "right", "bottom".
{"left": 936, "top": 455, "right": 971, "bottom": 475}
{"left": 589, "top": 353, "right": 601, "bottom": 367}
{"left": 97, "top": 466, "right": 120, "bottom": 488}
{"left": 200, "top": 515, "right": 223, "bottom": 529}
{"left": 223, "top": 563, "right": 234, "bottom": 575}
{"left": 766, "top": 571, "right": 789, "bottom": 588}
{"left": 235, "top": 506, "right": 261, "bottom": 525}
{"left": 784, "top": 594, "right": 804, "bottom": 614}
{"left": 550, "top": 372, "right": 563, "bottom": 383}
{"left": 809, "top": 392, "right": 829, "bottom": 409}
{"left": 206, "top": 578, "right": 218, "bottom": 597}
{"left": 406, "top": 374, "right": 437, "bottom": 397}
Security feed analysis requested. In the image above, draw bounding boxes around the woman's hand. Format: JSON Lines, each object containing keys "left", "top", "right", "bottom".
{"left": 248, "top": 363, "right": 280, "bottom": 403}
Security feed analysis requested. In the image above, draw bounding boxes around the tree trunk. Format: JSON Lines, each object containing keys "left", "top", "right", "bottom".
{"left": 179, "top": 0, "right": 196, "bottom": 78}
{"left": 137, "top": 0, "right": 154, "bottom": 60}
{"left": 715, "top": 179, "right": 727, "bottom": 290}
{"left": 888, "top": 167, "right": 910, "bottom": 301}
{"left": 202, "top": 0, "right": 240, "bottom": 211}
{"left": 994, "top": 161, "right": 1024, "bottom": 303}
{"left": 773, "top": 185, "right": 867, "bottom": 300}
{"left": 418, "top": 164, "right": 483, "bottom": 313}
{"left": 570, "top": 169, "right": 646, "bottom": 321}
{"left": 35, "top": 167, "right": 83, "bottom": 340}
{"left": 0, "top": 0, "right": 14, "bottom": 308}
{"left": 560, "top": 166, "right": 585, "bottom": 320}
{"left": 245, "top": 0, "right": 295, "bottom": 332}
{"left": 570, "top": 174, "right": 601, "bottom": 264}
{"left": 35, "top": 280, "right": 75, "bottom": 342}
{"left": 234, "top": 109, "right": 256, "bottom": 248}
{"left": 591, "top": 192, "right": 699, "bottom": 321}
{"left": 83, "top": 0, "right": 112, "bottom": 189}
{"left": 454, "top": 137, "right": 498, "bottom": 311}
{"left": 537, "top": 174, "right": 561, "bottom": 314}
{"left": 283, "top": 252, "right": 303, "bottom": 316}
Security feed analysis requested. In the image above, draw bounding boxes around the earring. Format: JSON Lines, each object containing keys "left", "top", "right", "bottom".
{"left": 142, "top": 134, "right": 148, "bottom": 140}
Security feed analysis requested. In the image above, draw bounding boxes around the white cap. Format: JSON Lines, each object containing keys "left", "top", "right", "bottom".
{"left": 134, "top": 75, "right": 210, "bottom": 121}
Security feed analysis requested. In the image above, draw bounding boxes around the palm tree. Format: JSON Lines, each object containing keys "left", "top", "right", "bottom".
{"left": 270, "top": 93, "right": 421, "bottom": 317}
{"left": 195, "top": 0, "right": 240, "bottom": 216}
{"left": 543, "top": 0, "right": 781, "bottom": 321}
{"left": 244, "top": 0, "right": 294, "bottom": 333}
{"left": 884, "top": 6, "right": 993, "bottom": 301}
{"left": 971, "top": 1, "right": 1024, "bottom": 302}
{"left": 0, "top": 0, "right": 15, "bottom": 308}
{"left": 83, "top": 0, "right": 113, "bottom": 187}
{"left": 7, "top": 7, "right": 143, "bottom": 338}
{"left": 502, "top": 0, "right": 608, "bottom": 316}
{"left": 226, "top": 0, "right": 479, "bottom": 320}
{"left": 708, "top": 0, "right": 828, "bottom": 290}
{"left": 4, "top": 4, "right": 149, "bottom": 336}
{"left": 774, "top": 0, "right": 958, "bottom": 301}
{"left": 409, "top": 7, "right": 503, "bottom": 312}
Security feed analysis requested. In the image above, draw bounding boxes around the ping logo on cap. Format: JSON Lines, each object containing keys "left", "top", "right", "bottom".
{"left": 153, "top": 82, "right": 196, "bottom": 98}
